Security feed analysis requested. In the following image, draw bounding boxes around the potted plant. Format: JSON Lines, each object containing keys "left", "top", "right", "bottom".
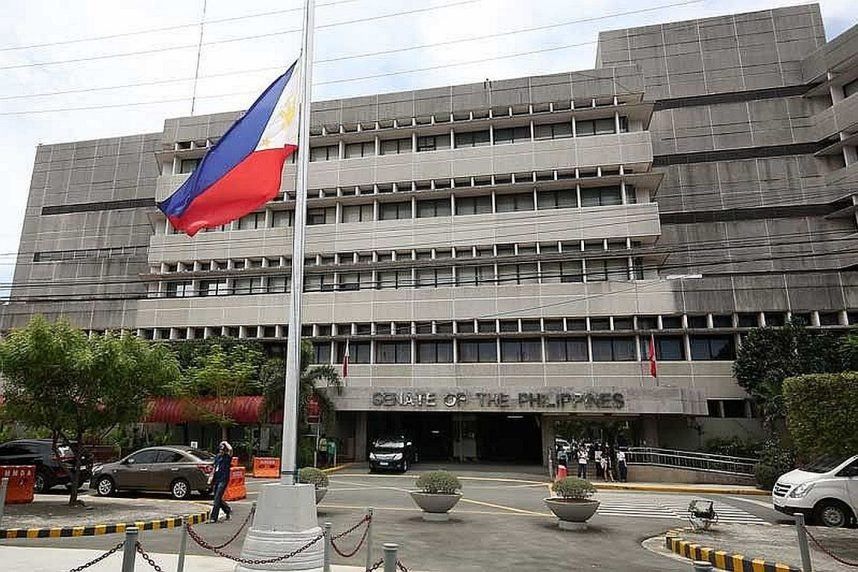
{"left": 409, "top": 470, "right": 462, "bottom": 521}
{"left": 298, "top": 467, "right": 329, "bottom": 504}
{"left": 544, "top": 477, "right": 599, "bottom": 530}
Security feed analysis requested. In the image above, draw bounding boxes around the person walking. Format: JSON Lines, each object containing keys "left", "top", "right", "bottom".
{"left": 576, "top": 446, "right": 589, "bottom": 479}
{"left": 210, "top": 441, "right": 233, "bottom": 523}
{"left": 617, "top": 448, "right": 628, "bottom": 482}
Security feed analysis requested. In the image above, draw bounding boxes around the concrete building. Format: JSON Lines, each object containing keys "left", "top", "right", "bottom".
{"left": 4, "top": 4, "right": 857, "bottom": 463}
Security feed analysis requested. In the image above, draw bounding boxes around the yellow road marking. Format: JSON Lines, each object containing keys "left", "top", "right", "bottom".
{"left": 318, "top": 503, "right": 551, "bottom": 518}
{"left": 458, "top": 497, "right": 549, "bottom": 516}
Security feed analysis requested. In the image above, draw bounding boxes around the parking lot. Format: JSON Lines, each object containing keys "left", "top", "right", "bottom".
{"left": 0, "top": 466, "right": 787, "bottom": 571}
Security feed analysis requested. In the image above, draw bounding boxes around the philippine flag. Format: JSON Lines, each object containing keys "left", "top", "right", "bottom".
{"left": 158, "top": 61, "right": 301, "bottom": 236}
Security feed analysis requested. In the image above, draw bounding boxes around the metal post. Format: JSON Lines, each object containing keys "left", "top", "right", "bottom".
{"left": 692, "top": 561, "right": 713, "bottom": 571}
{"left": 176, "top": 520, "right": 188, "bottom": 572}
{"left": 323, "top": 522, "right": 332, "bottom": 572}
{"left": 364, "top": 508, "right": 374, "bottom": 571}
{"left": 280, "top": 0, "right": 316, "bottom": 485}
{"left": 121, "top": 527, "right": 138, "bottom": 572}
{"left": 795, "top": 513, "right": 813, "bottom": 572}
{"left": 383, "top": 543, "right": 398, "bottom": 572}
{"left": 0, "top": 477, "right": 9, "bottom": 525}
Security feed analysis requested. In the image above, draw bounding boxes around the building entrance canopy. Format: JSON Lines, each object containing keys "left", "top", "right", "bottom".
{"left": 331, "top": 386, "right": 706, "bottom": 415}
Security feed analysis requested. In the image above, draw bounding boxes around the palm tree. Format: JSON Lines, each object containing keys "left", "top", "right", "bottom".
{"left": 261, "top": 341, "right": 342, "bottom": 431}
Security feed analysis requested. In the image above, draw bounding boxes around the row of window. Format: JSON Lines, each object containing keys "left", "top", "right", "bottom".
{"left": 33, "top": 245, "right": 147, "bottom": 263}
{"left": 304, "top": 335, "right": 735, "bottom": 364}
{"left": 164, "top": 185, "right": 639, "bottom": 234}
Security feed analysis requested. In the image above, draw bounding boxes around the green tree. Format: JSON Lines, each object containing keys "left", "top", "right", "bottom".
{"left": 838, "top": 331, "right": 858, "bottom": 371}
{"left": 262, "top": 341, "right": 342, "bottom": 436}
{"left": 784, "top": 372, "right": 858, "bottom": 459}
{"left": 0, "top": 317, "right": 179, "bottom": 505}
{"left": 733, "top": 321, "right": 841, "bottom": 426}
{"left": 180, "top": 342, "right": 263, "bottom": 440}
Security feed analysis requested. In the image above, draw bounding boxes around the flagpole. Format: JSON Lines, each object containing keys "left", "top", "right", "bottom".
{"left": 282, "top": 0, "right": 315, "bottom": 485}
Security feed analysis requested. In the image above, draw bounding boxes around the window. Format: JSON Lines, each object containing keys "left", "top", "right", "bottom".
{"left": 541, "top": 261, "right": 583, "bottom": 283}
{"left": 687, "top": 315, "right": 707, "bottom": 328}
{"left": 267, "top": 276, "right": 289, "bottom": 293}
{"left": 416, "top": 341, "right": 453, "bottom": 363}
{"left": 337, "top": 273, "right": 360, "bottom": 291}
{"left": 380, "top": 138, "right": 412, "bottom": 155}
{"left": 641, "top": 336, "right": 686, "bottom": 361}
{"left": 341, "top": 203, "right": 374, "bottom": 223}
{"left": 379, "top": 201, "right": 412, "bottom": 220}
{"left": 307, "top": 207, "right": 335, "bottom": 225}
{"left": 764, "top": 312, "right": 786, "bottom": 327}
{"left": 237, "top": 212, "right": 265, "bottom": 230}
{"left": 501, "top": 338, "right": 542, "bottom": 362}
{"left": 377, "top": 269, "right": 412, "bottom": 289}
{"left": 336, "top": 341, "right": 370, "bottom": 363}
{"left": 199, "top": 279, "right": 227, "bottom": 296}
{"left": 455, "top": 195, "right": 493, "bottom": 215}
{"left": 310, "top": 145, "right": 338, "bottom": 162}
{"left": 844, "top": 77, "right": 858, "bottom": 99}
{"left": 544, "top": 319, "right": 564, "bottom": 331}
{"left": 590, "top": 318, "right": 610, "bottom": 330}
{"left": 456, "top": 320, "right": 475, "bottom": 333}
{"left": 580, "top": 186, "right": 622, "bottom": 207}
{"left": 313, "top": 342, "right": 331, "bottom": 364}
{"left": 458, "top": 339, "right": 497, "bottom": 363}
{"left": 271, "top": 210, "right": 292, "bottom": 227}
{"left": 129, "top": 450, "right": 160, "bottom": 464}
{"left": 478, "top": 320, "right": 497, "bottom": 333}
{"left": 495, "top": 193, "right": 534, "bottom": 213}
{"left": 493, "top": 126, "right": 530, "bottom": 145}
{"left": 534, "top": 122, "right": 572, "bottom": 140}
{"left": 455, "top": 130, "right": 490, "bottom": 148}
{"left": 661, "top": 316, "right": 683, "bottom": 329}
{"left": 722, "top": 399, "right": 747, "bottom": 418}
{"left": 416, "top": 267, "right": 453, "bottom": 288}
{"left": 591, "top": 337, "right": 636, "bottom": 361}
{"left": 637, "top": 316, "right": 658, "bottom": 330}
{"left": 417, "top": 198, "right": 451, "bottom": 218}
{"left": 576, "top": 117, "right": 616, "bottom": 137}
{"left": 165, "top": 281, "right": 193, "bottom": 298}
{"left": 537, "top": 189, "right": 577, "bottom": 209}
{"left": 344, "top": 141, "right": 375, "bottom": 159}
{"left": 455, "top": 265, "right": 494, "bottom": 286}
{"left": 416, "top": 134, "right": 451, "bottom": 152}
{"left": 818, "top": 312, "right": 840, "bottom": 326}
{"left": 179, "top": 158, "right": 199, "bottom": 174}
{"left": 712, "top": 315, "right": 733, "bottom": 328}
{"left": 587, "top": 259, "right": 628, "bottom": 282}
{"left": 545, "top": 338, "right": 588, "bottom": 361}
{"left": 737, "top": 313, "right": 758, "bottom": 327}
{"left": 376, "top": 341, "right": 411, "bottom": 364}
{"left": 497, "top": 263, "right": 538, "bottom": 284}
{"left": 436, "top": 321, "right": 453, "bottom": 334}
{"left": 690, "top": 335, "right": 735, "bottom": 360}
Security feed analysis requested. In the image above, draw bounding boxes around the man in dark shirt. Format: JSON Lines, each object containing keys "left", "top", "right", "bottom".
{"left": 210, "top": 441, "right": 233, "bottom": 523}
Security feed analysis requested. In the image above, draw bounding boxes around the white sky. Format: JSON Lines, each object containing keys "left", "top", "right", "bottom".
{"left": 0, "top": 0, "right": 855, "bottom": 288}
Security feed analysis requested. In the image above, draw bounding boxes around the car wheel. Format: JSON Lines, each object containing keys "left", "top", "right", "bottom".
{"left": 34, "top": 470, "right": 51, "bottom": 494}
{"left": 816, "top": 501, "right": 850, "bottom": 528}
{"left": 95, "top": 476, "right": 115, "bottom": 497}
{"left": 401, "top": 460, "right": 408, "bottom": 473}
{"left": 170, "top": 478, "right": 191, "bottom": 500}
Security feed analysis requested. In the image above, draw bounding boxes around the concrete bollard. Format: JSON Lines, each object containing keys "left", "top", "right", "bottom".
{"left": 795, "top": 513, "right": 813, "bottom": 572}
{"left": 365, "top": 507, "right": 374, "bottom": 571}
{"left": 692, "top": 561, "right": 714, "bottom": 571}
{"left": 383, "top": 542, "right": 398, "bottom": 572}
{"left": 0, "top": 477, "right": 9, "bottom": 525}
{"left": 177, "top": 520, "right": 189, "bottom": 572}
{"left": 323, "top": 522, "right": 332, "bottom": 572}
{"left": 121, "top": 527, "right": 138, "bottom": 572}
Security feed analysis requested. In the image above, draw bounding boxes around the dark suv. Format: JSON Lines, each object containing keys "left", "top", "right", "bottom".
{"left": 369, "top": 436, "right": 417, "bottom": 473}
{"left": 0, "top": 439, "right": 93, "bottom": 493}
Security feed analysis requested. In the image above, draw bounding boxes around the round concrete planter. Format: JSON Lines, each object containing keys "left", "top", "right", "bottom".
{"left": 409, "top": 491, "right": 462, "bottom": 521}
{"left": 543, "top": 498, "right": 600, "bottom": 530}
{"left": 315, "top": 487, "right": 327, "bottom": 504}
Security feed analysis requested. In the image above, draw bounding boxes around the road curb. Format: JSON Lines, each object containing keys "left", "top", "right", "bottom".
{"left": 0, "top": 510, "right": 210, "bottom": 540}
{"left": 595, "top": 483, "right": 770, "bottom": 496}
{"left": 665, "top": 529, "right": 799, "bottom": 571}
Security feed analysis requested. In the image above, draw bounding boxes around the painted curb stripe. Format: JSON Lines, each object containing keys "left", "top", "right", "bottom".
{"left": 666, "top": 533, "right": 800, "bottom": 572}
{"left": 0, "top": 511, "right": 209, "bottom": 539}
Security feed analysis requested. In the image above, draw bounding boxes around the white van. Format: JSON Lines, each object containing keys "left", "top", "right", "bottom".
{"left": 772, "top": 454, "right": 858, "bottom": 528}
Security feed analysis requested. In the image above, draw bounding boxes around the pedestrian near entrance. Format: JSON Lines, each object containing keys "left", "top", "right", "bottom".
{"left": 210, "top": 441, "right": 233, "bottom": 523}
{"left": 594, "top": 445, "right": 604, "bottom": 479}
{"left": 617, "top": 448, "right": 628, "bottom": 482}
{"left": 577, "top": 447, "right": 589, "bottom": 479}
{"left": 318, "top": 436, "right": 328, "bottom": 467}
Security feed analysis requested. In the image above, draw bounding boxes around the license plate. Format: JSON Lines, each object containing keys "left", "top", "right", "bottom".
{"left": 379, "top": 462, "right": 388, "bottom": 466}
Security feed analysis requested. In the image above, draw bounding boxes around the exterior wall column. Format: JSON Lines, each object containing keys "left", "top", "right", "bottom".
{"left": 540, "top": 414, "right": 556, "bottom": 467}
{"left": 354, "top": 411, "right": 368, "bottom": 461}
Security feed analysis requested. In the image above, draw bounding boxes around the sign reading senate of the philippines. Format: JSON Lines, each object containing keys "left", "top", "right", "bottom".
{"left": 371, "top": 390, "right": 626, "bottom": 410}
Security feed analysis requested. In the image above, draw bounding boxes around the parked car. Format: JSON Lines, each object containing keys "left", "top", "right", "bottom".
{"left": 91, "top": 446, "right": 215, "bottom": 500}
{"left": 772, "top": 453, "right": 858, "bottom": 528}
{"left": 0, "top": 439, "right": 93, "bottom": 493}
{"left": 369, "top": 436, "right": 417, "bottom": 473}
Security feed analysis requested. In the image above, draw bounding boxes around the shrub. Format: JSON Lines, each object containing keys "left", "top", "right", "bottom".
{"left": 754, "top": 438, "right": 795, "bottom": 490}
{"left": 298, "top": 467, "right": 329, "bottom": 489}
{"left": 415, "top": 470, "right": 461, "bottom": 494}
{"left": 704, "top": 436, "right": 761, "bottom": 459}
{"left": 784, "top": 372, "right": 858, "bottom": 459}
{"left": 552, "top": 477, "right": 596, "bottom": 500}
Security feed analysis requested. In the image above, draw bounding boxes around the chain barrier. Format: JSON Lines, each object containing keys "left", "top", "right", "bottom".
{"left": 803, "top": 525, "right": 858, "bottom": 567}
{"left": 208, "top": 505, "right": 256, "bottom": 550}
{"left": 65, "top": 540, "right": 124, "bottom": 572}
{"left": 135, "top": 542, "right": 166, "bottom": 572}
{"left": 397, "top": 560, "right": 409, "bottom": 572}
{"left": 331, "top": 514, "right": 372, "bottom": 558}
{"left": 187, "top": 520, "right": 324, "bottom": 566}
{"left": 366, "top": 558, "right": 385, "bottom": 571}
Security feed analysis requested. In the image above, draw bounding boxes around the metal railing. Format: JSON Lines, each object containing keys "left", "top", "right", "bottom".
{"left": 625, "top": 447, "right": 757, "bottom": 476}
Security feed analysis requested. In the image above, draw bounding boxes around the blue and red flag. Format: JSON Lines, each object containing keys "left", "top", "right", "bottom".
{"left": 158, "top": 61, "right": 301, "bottom": 236}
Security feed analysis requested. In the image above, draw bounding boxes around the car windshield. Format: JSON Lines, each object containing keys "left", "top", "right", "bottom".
{"left": 188, "top": 449, "right": 215, "bottom": 461}
{"left": 802, "top": 454, "right": 851, "bottom": 473}
{"left": 374, "top": 447, "right": 403, "bottom": 454}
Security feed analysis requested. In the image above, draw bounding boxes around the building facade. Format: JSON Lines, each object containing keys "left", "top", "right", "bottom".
{"left": 4, "top": 4, "right": 857, "bottom": 463}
